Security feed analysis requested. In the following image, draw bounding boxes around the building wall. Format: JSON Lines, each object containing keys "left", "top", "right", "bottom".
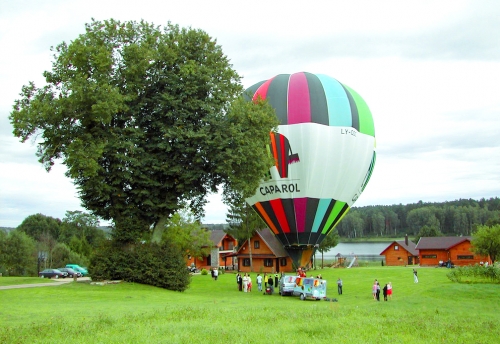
{"left": 448, "top": 241, "right": 490, "bottom": 266}
{"left": 419, "top": 249, "right": 449, "bottom": 266}
{"left": 383, "top": 243, "right": 412, "bottom": 266}
{"left": 236, "top": 236, "right": 294, "bottom": 273}
{"left": 237, "top": 257, "right": 294, "bottom": 273}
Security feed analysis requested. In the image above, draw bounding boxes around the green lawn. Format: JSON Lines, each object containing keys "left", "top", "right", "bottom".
{"left": 1, "top": 266, "right": 499, "bottom": 343}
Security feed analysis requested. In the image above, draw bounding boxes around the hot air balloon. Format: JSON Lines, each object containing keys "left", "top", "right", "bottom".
{"left": 245, "top": 72, "right": 376, "bottom": 269}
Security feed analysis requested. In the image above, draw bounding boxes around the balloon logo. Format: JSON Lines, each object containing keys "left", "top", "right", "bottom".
{"left": 245, "top": 72, "right": 376, "bottom": 269}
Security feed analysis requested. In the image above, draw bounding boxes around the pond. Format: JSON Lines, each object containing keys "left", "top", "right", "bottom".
{"left": 315, "top": 242, "right": 392, "bottom": 262}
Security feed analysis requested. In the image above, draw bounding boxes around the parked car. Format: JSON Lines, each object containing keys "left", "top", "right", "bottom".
{"left": 279, "top": 275, "right": 298, "bottom": 296}
{"left": 39, "top": 269, "right": 67, "bottom": 279}
{"left": 65, "top": 264, "right": 89, "bottom": 276}
{"left": 58, "top": 267, "right": 82, "bottom": 278}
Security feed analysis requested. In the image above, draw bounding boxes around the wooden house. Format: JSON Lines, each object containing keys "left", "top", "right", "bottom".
{"left": 186, "top": 230, "right": 238, "bottom": 270}
{"left": 380, "top": 236, "right": 419, "bottom": 266}
{"left": 230, "top": 228, "right": 294, "bottom": 273}
{"left": 415, "top": 236, "right": 491, "bottom": 266}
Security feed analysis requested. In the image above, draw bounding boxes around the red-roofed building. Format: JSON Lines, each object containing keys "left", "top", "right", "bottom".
{"left": 231, "top": 228, "right": 294, "bottom": 273}
{"left": 415, "top": 236, "right": 491, "bottom": 266}
{"left": 380, "top": 236, "right": 419, "bottom": 266}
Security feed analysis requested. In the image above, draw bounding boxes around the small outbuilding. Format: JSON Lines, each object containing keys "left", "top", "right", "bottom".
{"left": 380, "top": 235, "right": 419, "bottom": 266}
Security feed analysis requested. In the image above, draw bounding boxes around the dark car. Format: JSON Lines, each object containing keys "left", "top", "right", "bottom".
{"left": 39, "top": 269, "right": 67, "bottom": 279}
{"left": 58, "top": 267, "right": 82, "bottom": 278}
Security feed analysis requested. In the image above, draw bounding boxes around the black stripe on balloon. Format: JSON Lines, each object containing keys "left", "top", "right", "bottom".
{"left": 281, "top": 198, "right": 297, "bottom": 235}
{"left": 297, "top": 232, "right": 313, "bottom": 246}
{"left": 244, "top": 80, "right": 266, "bottom": 101}
{"left": 305, "top": 72, "right": 329, "bottom": 125}
{"left": 265, "top": 74, "right": 291, "bottom": 125}
{"left": 257, "top": 201, "right": 291, "bottom": 246}
{"left": 304, "top": 198, "right": 320, "bottom": 244}
{"left": 341, "top": 84, "right": 359, "bottom": 131}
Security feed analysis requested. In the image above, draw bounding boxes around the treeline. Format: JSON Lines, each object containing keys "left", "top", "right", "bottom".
{"left": 336, "top": 197, "right": 500, "bottom": 239}
{"left": 0, "top": 211, "right": 106, "bottom": 276}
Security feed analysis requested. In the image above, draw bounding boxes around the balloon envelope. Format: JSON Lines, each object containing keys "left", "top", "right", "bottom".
{"left": 245, "top": 72, "right": 376, "bottom": 267}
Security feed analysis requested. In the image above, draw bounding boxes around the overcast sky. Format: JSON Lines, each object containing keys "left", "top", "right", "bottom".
{"left": 1, "top": 0, "right": 499, "bottom": 228}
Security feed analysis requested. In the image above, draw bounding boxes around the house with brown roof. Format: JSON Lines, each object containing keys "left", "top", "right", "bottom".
{"left": 380, "top": 236, "right": 419, "bottom": 266}
{"left": 186, "top": 230, "right": 238, "bottom": 270}
{"left": 231, "top": 228, "right": 294, "bottom": 273}
{"left": 415, "top": 236, "right": 491, "bottom": 267}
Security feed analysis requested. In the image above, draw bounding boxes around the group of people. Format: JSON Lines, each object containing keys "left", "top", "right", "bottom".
{"left": 372, "top": 279, "right": 392, "bottom": 301}
{"left": 236, "top": 272, "right": 282, "bottom": 293}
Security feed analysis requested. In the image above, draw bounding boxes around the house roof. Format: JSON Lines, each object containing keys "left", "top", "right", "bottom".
{"left": 380, "top": 240, "right": 418, "bottom": 256}
{"left": 234, "top": 228, "right": 289, "bottom": 258}
{"left": 415, "top": 236, "right": 471, "bottom": 250}
{"left": 209, "top": 230, "right": 236, "bottom": 247}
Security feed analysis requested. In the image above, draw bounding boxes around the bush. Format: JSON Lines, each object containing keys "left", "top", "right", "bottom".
{"left": 447, "top": 264, "right": 500, "bottom": 284}
{"left": 90, "top": 240, "right": 190, "bottom": 291}
{"left": 201, "top": 269, "right": 208, "bottom": 275}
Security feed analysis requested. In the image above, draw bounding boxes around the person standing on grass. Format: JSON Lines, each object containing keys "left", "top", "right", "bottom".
{"left": 242, "top": 273, "right": 249, "bottom": 292}
{"left": 337, "top": 278, "right": 343, "bottom": 295}
{"left": 274, "top": 273, "right": 279, "bottom": 288}
{"left": 268, "top": 274, "right": 274, "bottom": 294}
{"left": 383, "top": 283, "right": 388, "bottom": 301}
{"left": 413, "top": 269, "right": 418, "bottom": 283}
{"left": 256, "top": 273, "right": 263, "bottom": 292}
{"left": 263, "top": 273, "right": 268, "bottom": 289}
{"left": 247, "top": 274, "right": 252, "bottom": 292}
{"left": 213, "top": 267, "right": 218, "bottom": 281}
{"left": 376, "top": 282, "right": 381, "bottom": 301}
{"left": 237, "top": 273, "right": 242, "bottom": 291}
{"left": 387, "top": 282, "right": 393, "bottom": 299}
{"left": 372, "top": 280, "right": 378, "bottom": 300}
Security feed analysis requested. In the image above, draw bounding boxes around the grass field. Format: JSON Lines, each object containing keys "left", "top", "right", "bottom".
{"left": 1, "top": 266, "right": 499, "bottom": 343}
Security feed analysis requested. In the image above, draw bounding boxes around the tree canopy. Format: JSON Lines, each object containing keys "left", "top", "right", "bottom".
{"left": 10, "top": 19, "right": 278, "bottom": 242}
{"left": 472, "top": 224, "right": 500, "bottom": 264}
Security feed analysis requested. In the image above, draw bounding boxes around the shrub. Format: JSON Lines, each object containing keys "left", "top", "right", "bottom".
{"left": 91, "top": 240, "right": 190, "bottom": 291}
{"left": 447, "top": 264, "right": 500, "bottom": 284}
{"left": 201, "top": 269, "right": 208, "bottom": 275}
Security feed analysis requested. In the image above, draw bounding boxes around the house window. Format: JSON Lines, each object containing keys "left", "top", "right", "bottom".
{"left": 264, "top": 259, "right": 273, "bottom": 267}
{"left": 394, "top": 245, "right": 399, "bottom": 251}
{"left": 422, "top": 255, "right": 437, "bottom": 259}
{"left": 280, "top": 258, "right": 287, "bottom": 266}
{"left": 243, "top": 258, "right": 251, "bottom": 266}
{"left": 254, "top": 240, "right": 260, "bottom": 249}
{"left": 457, "top": 255, "right": 474, "bottom": 260}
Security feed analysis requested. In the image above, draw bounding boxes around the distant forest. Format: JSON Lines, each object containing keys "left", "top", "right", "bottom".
{"left": 335, "top": 197, "right": 500, "bottom": 239}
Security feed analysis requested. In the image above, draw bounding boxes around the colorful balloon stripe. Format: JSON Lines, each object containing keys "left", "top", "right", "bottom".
{"left": 250, "top": 72, "right": 375, "bottom": 137}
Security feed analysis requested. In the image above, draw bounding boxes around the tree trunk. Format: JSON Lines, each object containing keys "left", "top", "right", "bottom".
{"left": 151, "top": 216, "right": 168, "bottom": 243}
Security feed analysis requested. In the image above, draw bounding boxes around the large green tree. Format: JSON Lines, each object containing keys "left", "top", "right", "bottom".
{"left": 10, "top": 19, "right": 278, "bottom": 243}
{"left": 472, "top": 224, "right": 500, "bottom": 264}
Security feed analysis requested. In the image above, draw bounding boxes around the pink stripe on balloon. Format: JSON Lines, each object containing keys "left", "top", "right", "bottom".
{"left": 253, "top": 77, "right": 274, "bottom": 101}
{"left": 287, "top": 72, "right": 311, "bottom": 124}
{"left": 294, "top": 198, "right": 307, "bottom": 233}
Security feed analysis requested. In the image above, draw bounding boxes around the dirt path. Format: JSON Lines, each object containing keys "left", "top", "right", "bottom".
{"left": 0, "top": 277, "right": 91, "bottom": 290}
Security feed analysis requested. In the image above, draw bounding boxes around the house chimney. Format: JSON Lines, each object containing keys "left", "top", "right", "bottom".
{"left": 405, "top": 234, "right": 409, "bottom": 246}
